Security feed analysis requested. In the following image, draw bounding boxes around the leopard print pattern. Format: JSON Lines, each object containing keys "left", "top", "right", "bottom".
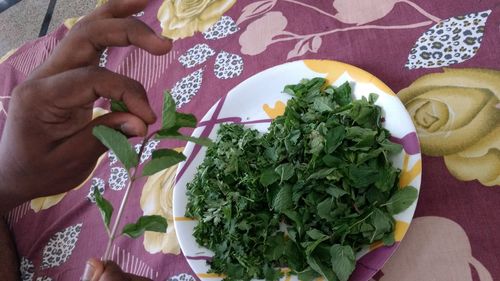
{"left": 41, "top": 224, "right": 82, "bottom": 269}
{"left": 172, "top": 69, "right": 204, "bottom": 108}
{"left": 203, "top": 16, "right": 239, "bottom": 40}
{"left": 406, "top": 10, "right": 491, "bottom": 69}
{"left": 214, "top": 51, "right": 244, "bottom": 79}
{"left": 178, "top": 44, "right": 216, "bottom": 68}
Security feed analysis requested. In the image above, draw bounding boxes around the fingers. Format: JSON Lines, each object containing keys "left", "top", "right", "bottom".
{"left": 31, "top": 13, "right": 171, "bottom": 79}
{"left": 82, "top": 259, "right": 153, "bottom": 281}
{"left": 51, "top": 111, "right": 148, "bottom": 175}
{"left": 81, "top": 0, "right": 149, "bottom": 22}
{"left": 39, "top": 66, "right": 156, "bottom": 125}
{"left": 82, "top": 258, "right": 104, "bottom": 281}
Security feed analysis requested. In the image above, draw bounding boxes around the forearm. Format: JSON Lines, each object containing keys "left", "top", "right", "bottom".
{"left": 0, "top": 216, "right": 20, "bottom": 281}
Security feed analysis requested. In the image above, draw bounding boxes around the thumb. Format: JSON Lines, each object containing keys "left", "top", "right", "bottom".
{"left": 81, "top": 258, "right": 104, "bottom": 281}
{"left": 49, "top": 112, "right": 148, "bottom": 188}
{"left": 56, "top": 111, "right": 148, "bottom": 160}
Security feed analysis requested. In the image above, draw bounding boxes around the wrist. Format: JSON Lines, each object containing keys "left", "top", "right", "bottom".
{"left": 0, "top": 165, "right": 28, "bottom": 215}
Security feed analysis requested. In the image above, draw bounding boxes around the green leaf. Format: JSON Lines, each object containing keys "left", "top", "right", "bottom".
{"left": 142, "top": 149, "right": 186, "bottom": 176}
{"left": 308, "top": 168, "right": 335, "bottom": 180}
{"left": 162, "top": 91, "right": 177, "bottom": 129}
{"left": 325, "top": 126, "right": 345, "bottom": 153}
{"left": 334, "top": 82, "right": 352, "bottom": 106}
{"left": 93, "top": 186, "right": 113, "bottom": 229}
{"left": 307, "top": 255, "right": 337, "bottom": 281}
{"left": 384, "top": 186, "right": 418, "bottom": 214}
{"left": 369, "top": 208, "right": 394, "bottom": 242}
{"left": 306, "top": 228, "right": 328, "bottom": 240}
{"left": 175, "top": 112, "right": 197, "bottom": 128}
{"left": 275, "top": 163, "right": 294, "bottom": 183}
{"left": 317, "top": 197, "right": 334, "bottom": 219}
{"left": 260, "top": 168, "right": 280, "bottom": 187}
{"left": 157, "top": 128, "right": 213, "bottom": 146}
{"left": 122, "top": 215, "right": 168, "bottom": 238}
{"left": 330, "top": 244, "right": 356, "bottom": 281}
{"left": 92, "top": 125, "right": 138, "bottom": 170}
{"left": 313, "top": 96, "right": 334, "bottom": 112}
{"left": 110, "top": 100, "right": 129, "bottom": 113}
{"left": 264, "top": 234, "right": 286, "bottom": 260}
{"left": 272, "top": 185, "right": 293, "bottom": 212}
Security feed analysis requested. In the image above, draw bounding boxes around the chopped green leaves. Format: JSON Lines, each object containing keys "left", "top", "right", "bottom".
{"left": 330, "top": 244, "right": 356, "bottom": 281}
{"left": 122, "top": 215, "right": 168, "bottom": 238}
{"left": 92, "top": 125, "right": 138, "bottom": 169}
{"left": 185, "top": 78, "right": 418, "bottom": 281}
{"left": 384, "top": 186, "right": 419, "bottom": 214}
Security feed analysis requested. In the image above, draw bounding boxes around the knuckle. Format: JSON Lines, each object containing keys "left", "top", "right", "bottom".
{"left": 12, "top": 80, "right": 39, "bottom": 101}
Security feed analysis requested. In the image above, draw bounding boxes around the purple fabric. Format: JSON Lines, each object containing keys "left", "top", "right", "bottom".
{"left": 1, "top": 0, "right": 499, "bottom": 280}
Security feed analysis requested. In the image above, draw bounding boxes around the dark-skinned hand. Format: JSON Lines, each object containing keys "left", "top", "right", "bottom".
{"left": 0, "top": 0, "right": 172, "bottom": 215}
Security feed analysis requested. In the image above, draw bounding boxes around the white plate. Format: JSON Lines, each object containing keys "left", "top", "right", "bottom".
{"left": 173, "top": 60, "right": 422, "bottom": 281}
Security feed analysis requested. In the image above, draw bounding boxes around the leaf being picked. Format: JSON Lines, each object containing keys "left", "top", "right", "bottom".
{"left": 93, "top": 186, "right": 113, "bottom": 231}
{"left": 175, "top": 112, "right": 197, "bottom": 128}
{"left": 142, "top": 149, "right": 186, "bottom": 176}
{"left": 156, "top": 128, "right": 213, "bottom": 146}
{"left": 384, "top": 186, "right": 418, "bottom": 215}
{"left": 93, "top": 125, "right": 138, "bottom": 170}
{"left": 122, "top": 215, "right": 168, "bottom": 238}
{"left": 162, "top": 91, "right": 177, "bottom": 129}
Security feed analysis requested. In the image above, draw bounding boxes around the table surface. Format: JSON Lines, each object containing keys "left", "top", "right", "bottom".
{"left": 0, "top": 1, "right": 498, "bottom": 281}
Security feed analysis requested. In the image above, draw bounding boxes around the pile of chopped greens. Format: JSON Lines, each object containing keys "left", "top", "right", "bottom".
{"left": 186, "top": 78, "right": 418, "bottom": 281}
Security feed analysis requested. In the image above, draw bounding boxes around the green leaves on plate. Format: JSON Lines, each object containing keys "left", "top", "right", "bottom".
{"left": 142, "top": 149, "right": 186, "bottom": 176}
{"left": 330, "top": 244, "right": 356, "bottom": 281}
{"left": 92, "top": 125, "right": 138, "bottom": 170}
{"left": 122, "top": 215, "right": 168, "bottom": 238}
{"left": 384, "top": 186, "right": 419, "bottom": 214}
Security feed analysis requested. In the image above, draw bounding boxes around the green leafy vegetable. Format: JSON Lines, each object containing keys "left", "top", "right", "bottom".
{"left": 185, "top": 78, "right": 418, "bottom": 281}
{"left": 157, "top": 129, "right": 213, "bottom": 146}
{"left": 330, "top": 244, "right": 356, "bottom": 281}
{"left": 122, "top": 215, "right": 168, "bottom": 238}
{"left": 92, "top": 125, "right": 138, "bottom": 169}
{"left": 142, "top": 149, "right": 186, "bottom": 176}
{"left": 383, "top": 186, "right": 419, "bottom": 214}
{"left": 93, "top": 186, "right": 113, "bottom": 230}
{"left": 162, "top": 91, "right": 177, "bottom": 129}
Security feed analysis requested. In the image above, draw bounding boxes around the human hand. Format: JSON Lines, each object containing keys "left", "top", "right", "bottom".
{"left": 0, "top": 0, "right": 172, "bottom": 214}
{"left": 82, "top": 259, "right": 152, "bottom": 281}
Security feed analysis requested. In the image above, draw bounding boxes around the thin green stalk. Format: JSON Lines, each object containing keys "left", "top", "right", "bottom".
{"left": 102, "top": 130, "right": 159, "bottom": 261}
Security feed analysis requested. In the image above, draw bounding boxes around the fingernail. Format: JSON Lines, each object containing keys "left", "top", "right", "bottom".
{"left": 81, "top": 262, "right": 95, "bottom": 281}
{"left": 120, "top": 123, "right": 136, "bottom": 136}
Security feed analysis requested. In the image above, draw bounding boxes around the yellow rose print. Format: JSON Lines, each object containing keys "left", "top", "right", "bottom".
{"left": 398, "top": 68, "right": 499, "bottom": 187}
{"left": 158, "top": 0, "right": 236, "bottom": 40}
{"left": 30, "top": 108, "right": 109, "bottom": 212}
{"left": 140, "top": 150, "right": 184, "bottom": 255}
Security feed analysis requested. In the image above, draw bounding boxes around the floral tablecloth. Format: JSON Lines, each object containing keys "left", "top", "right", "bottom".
{"left": 0, "top": 1, "right": 499, "bottom": 281}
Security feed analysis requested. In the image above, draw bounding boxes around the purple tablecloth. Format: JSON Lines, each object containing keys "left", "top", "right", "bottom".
{"left": 0, "top": 1, "right": 499, "bottom": 280}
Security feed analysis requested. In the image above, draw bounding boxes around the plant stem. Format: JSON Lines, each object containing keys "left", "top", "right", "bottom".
{"left": 103, "top": 168, "right": 135, "bottom": 260}
{"left": 102, "top": 131, "right": 159, "bottom": 261}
